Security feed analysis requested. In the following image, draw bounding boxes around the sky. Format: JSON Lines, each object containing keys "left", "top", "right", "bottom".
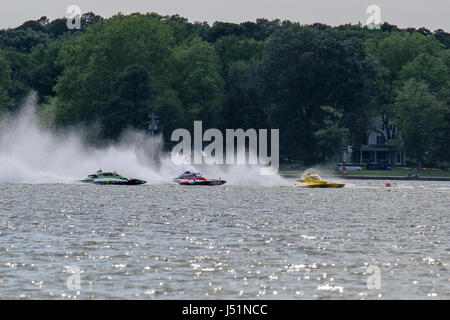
{"left": 1, "top": 0, "right": 449, "bottom": 31}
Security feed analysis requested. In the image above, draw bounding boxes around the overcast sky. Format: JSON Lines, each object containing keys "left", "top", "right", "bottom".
{"left": 1, "top": 0, "right": 449, "bottom": 31}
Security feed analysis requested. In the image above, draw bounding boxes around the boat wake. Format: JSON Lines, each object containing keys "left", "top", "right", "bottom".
{"left": 0, "top": 93, "right": 287, "bottom": 186}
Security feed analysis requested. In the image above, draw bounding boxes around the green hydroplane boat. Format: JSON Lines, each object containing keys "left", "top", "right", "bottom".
{"left": 80, "top": 170, "right": 147, "bottom": 185}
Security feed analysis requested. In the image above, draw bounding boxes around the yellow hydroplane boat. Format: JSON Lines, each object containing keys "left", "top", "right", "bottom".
{"left": 295, "top": 173, "right": 345, "bottom": 188}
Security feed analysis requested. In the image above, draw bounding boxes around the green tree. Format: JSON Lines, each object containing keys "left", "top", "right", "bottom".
{"left": 99, "top": 65, "right": 153, "bottom": 140}
{"left": 314, "top": 106, "right": 349, "bottom": 162}
{"left": 54, "top": 14, "right": 175, "bottom": 127}
{"left": 0, "top": 28, "right": 49, "bottom": 53}
{"left": 219, "top": 60, "right": 267, "bottom": 130}
{"left": 2, "top": 12, "right": 450, "bottom": 168}
{"left": 0, "top": 51, "right": 14, "bottom": 113}
{"left": 260, "top": 25, "right": 376, "bottom": 163}
{"left": 435, "top": 82, "right": 450, "bottom": 166}
{"left": 398, "top": 52, "right": 450, "bottom": 92}
{"left": 394, "top": 80, "right": 445, "bottom": 170}
{"left": 1, "top": 48, "right": 34, "bottom": 108}
{"left": 433, "top": 29, "right": 450, "bottom": 49}
{"left": 172, "top": 37, "right": 224, "bottom": 128}
{"left": 152, "top": 89, "right": 184, "bottom": 147}
{"left": 28, "top": 40, "right": 64, "bottom": 103}
{"left": 366, "top": 32, "right": 445, "bottom": 164}
{"left": 367, "top": 32, "right": 443, "bottom": 80}
{"left": 213, "top": 36, "right": 266, "bottom": 129}
{"left": 214, "top": 35, "right": 263, "bottom": 73}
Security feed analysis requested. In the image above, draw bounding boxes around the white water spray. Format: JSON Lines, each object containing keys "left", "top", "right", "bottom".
{"left": 0, "top": 94, "right": 288, "bottom": 186}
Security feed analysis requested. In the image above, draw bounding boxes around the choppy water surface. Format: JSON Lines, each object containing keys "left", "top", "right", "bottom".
{"left": 0, "top": 180, "right": 448, "bottom": 299}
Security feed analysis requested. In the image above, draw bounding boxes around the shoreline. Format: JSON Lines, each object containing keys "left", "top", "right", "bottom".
{"left": 279, "top": 173, "right": 450, "bottom": 181}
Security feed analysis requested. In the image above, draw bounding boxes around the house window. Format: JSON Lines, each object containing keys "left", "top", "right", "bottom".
{"left": 362, "top": 151, "right": 370, "bottom": 164}
{"left": 396, "top": 152, "right": 405, "bottom": 165}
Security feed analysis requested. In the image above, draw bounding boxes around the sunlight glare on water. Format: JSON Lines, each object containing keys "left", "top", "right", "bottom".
{"left": 0, "top": 180, "right": 448, "bottom": 299}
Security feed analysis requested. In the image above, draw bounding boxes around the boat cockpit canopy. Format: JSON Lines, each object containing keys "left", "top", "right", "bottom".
{"left": 178, "top": 171, "right": 202, "bottom": 178}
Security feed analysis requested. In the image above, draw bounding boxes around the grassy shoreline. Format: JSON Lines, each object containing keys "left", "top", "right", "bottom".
{"left": 279, "top": 167, "right": 450, "bottom": 178}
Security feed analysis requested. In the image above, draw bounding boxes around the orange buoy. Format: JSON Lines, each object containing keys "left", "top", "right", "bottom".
{"left": 386, "top": 182, "right": 391, "bottom": 187}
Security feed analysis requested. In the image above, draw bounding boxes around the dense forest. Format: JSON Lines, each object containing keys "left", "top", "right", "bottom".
{"left": 0, "top": 12, "right": 449, "bottom": 168}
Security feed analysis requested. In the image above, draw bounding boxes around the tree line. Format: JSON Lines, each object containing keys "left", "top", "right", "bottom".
{"left": 0, "top": 12, "right": 449, "bottom": 168}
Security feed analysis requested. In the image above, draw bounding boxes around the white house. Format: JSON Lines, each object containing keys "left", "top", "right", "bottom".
{"left": 342, "top": 118, "right": 406, "bottom": 166}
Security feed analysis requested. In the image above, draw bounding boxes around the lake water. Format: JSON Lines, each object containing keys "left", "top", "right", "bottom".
{"left": 0, "top": 180, "right": 449, "bottom": 299}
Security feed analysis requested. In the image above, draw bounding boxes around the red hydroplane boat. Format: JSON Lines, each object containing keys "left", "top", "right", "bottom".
{"left": 173, "top": 171, "right": 226, "bottom": 186}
